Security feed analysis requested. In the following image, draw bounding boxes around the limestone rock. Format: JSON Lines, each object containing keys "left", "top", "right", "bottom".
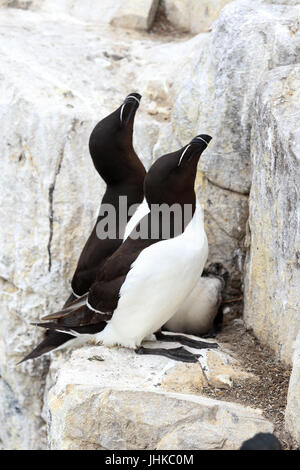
{"left": 163, "top": 0, "right": 233, "bottom": 33}
{"left": 160, "top": 346, "right": 256, "bottom": 392}
{"left": 265, "top": 1, "right": 300, "bottom": 4}
{"left": 157, "top": 403, "right": 271, "bottom": 450}
{"left": 195, "top": 172, "right": 249, "bottom": 296}
{"left": 161, "top": 363, "right": 206, "bottom": 394}
{"left": 0, "top": 0, "right": 41, "bottom": 9}
{"left": 155, "top": 0, "right": 300, "bottom": 294}
{"left": 0, "top": 7, "right": 176, "bottom": 449}
{"left": 244, "top": 64, "right": 300, "bottom": 364}
{"left": 285, "top": 333, "right": 300, "bottom": 444}
{"left": 41, "top": 0, "right": 160, "bottom": 30}
{"left": 46, "top": 345, "right": 273, "bottom": 450}
{"left": 204, "top": 349, "right": 257, "bottom": 389}
{"left": 158, "top": 0, "right": 300, "bottom": 194}
{"left": 41, "top": 0, "right": 120, "bottom": 24}
{"left": 1, "top": 0, "right": 300, "bottom": 450}
{"left": 110, "top": 0, "right": 159, "bottom": 31}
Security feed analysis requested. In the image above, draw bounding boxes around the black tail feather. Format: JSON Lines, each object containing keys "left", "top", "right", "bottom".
{"left": 32, "top": 321, "right": 107, "bottom": 335}
{"left": 18, "top": 331, "right": 74, "bottom": 364}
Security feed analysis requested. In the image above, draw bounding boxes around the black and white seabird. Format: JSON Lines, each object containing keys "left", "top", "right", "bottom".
{"left": 124, "top": 196, "right": 228, "bottom": 338}
{"left": 23, "top": 135, "right": 218, "bottom": 364}
{"left": 19, "top": 93, "right": 146, "bottom": 363}
{"left": 67, "top": 92, "right": 146, "bottom": 304}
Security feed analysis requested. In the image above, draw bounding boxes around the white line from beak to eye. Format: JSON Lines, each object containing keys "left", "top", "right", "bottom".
{"left": 178, "top": 144, "right": 191, "bottom": 166}
{"left": 195, "top": 136, "right": 209, "bottom": 146}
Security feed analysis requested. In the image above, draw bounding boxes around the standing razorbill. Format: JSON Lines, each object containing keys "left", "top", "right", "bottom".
{"left": 124, "top": 199, "right": 228, "bottom": 338}
{"left": 19, "top": 94, "right": 145, "bottom": 363}
{"left": 25, "top": 135, "right": 218, "bottom": 363}
{"left": 67, "top": 92, "right": 146, "bottom": 304}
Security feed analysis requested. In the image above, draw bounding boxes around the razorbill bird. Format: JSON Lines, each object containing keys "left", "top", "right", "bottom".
{"left": 124, "top": 199, "right": 228, "bottom": 338}
{"left": 19, "top": 94, "right": 145, "bottom": 363}
{"left": 68, "top": 92, "right": 146, "bottom": 304}
{"left": 29, "top": 135, "right": 216, "bottom": 362}
{"left": 23, "top": 134, "right": 218, "bottom": 364}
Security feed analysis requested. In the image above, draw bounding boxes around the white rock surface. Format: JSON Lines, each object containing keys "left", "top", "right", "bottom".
{"left": 41, "top": 0, "right": 159, "bottom": 30}
{"left": 163, "top": 0, "right": 233, "bottom": 33}
{"left": 110, "top": 0, "right": 159, "bottom": 31}
{"left": 285, "top": 332, "right": 300, "bottom": 443}
{"left": 1, "top": 0, "right": 300, "bottom": 450}
{"left": 265, "top": 1, "right": 300, "bottom": 4}
{"left": 244, "top": 63, "right": 300, "bottom": 364}
{"left": 0, "top": 0, "right": 41, "bottom": 9}
{"left": 46, "top": 345, "right": 272, "bottom": 450}
{"left": 158, "top": 0, "right": 300, "bottom": 194}
{"left": 156, "top": 0, "right": 300, "bottom": 294}
{"left": 41, "top": 0, "right": 120, "bottom": 25}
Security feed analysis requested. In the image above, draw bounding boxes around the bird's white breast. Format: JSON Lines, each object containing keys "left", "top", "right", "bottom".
{"left": 96, "top": 202, "right": 208, "bottom": 348}
{"left": 123, "top": 198, "right": 149, "bottom": 241}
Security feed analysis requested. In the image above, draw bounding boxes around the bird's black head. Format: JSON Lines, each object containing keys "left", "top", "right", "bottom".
{"left": 89, "top": 93, "right": 145, "bottom": 185}
{"left": 145, "top": 134, "right": 212, "bottom": 209}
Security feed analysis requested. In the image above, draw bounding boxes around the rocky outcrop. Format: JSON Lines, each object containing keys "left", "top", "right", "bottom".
{"left": 285, "top": 333, "right": 300, "bottom": 443}
{"left": 0, "top": 0, "right": 41, "bottom": 9}
{"left": 156, "top": 0, "right": 300, "bottom": 296}
{"left": 46, "top": 343, "right": 272, "bottom": 450}
{"left": 163, "top": 0, "right": 233, "bottom": 33}
{"left": 110, "top": 0, "right": 159, "bottom": 31}
{"left": 1, "top": 0, "right": 300, "bottom": 450}
{"left": 1, "top": 0, "right": 230, "bottom": 32}
{"left": 158, "top": 0, "right": 300, "bottom": 194}
{"left": 42, "top": 0, "right": 160, "bottom": 30}
{"left": 40, "top": 0, "right": 119, "bottom": 24}
{"left": 244, "top": 64, "right": 300, "bottom": 364}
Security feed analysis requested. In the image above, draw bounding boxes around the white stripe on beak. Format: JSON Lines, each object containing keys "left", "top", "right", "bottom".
{"left": 178, "top": 144, "right": 191, "bottom": 166}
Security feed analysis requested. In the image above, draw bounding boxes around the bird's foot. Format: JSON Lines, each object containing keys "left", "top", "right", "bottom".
{"left": 201, "top": 329, "right": 217, "bottom": 339}
{"left": 135, "top": 346, "right": 200, "bottom": 363}
{"left": 156, "top": 331, "right": 218, "bottom": 350}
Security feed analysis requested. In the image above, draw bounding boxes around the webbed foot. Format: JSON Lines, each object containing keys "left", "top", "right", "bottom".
{"left": 135, "top": 346, "right": 200, "bottom": 363}
{"left": 156, "top": 331, "right": 218, "bottom": 349}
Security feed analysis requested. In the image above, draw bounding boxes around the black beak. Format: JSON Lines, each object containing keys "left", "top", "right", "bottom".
{"left": 190, "top": 134, "right": 212, "bottom": 146}
{"left": 120, "top": 93, "right": 142, "bottom": 127}
{"left": 178, "top": 134, "right": 212, "bottom": 167}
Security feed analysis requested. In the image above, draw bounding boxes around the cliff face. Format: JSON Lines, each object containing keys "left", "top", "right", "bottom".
{"left": 0, "top": 0, "right": 299, "bottom": 449}
{"left": 244, "top": 64, "right": 300, "bottom": 365}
